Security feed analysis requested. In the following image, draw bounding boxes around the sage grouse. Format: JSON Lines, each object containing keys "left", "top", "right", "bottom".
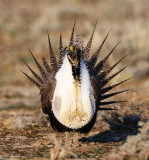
{"left": 22, "top": 21, "right": 130, "bottom": 133}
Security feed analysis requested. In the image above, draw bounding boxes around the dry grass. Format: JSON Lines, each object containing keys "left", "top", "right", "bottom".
{"left": 0, "top": 0, "right": 149, "bottom": 159}
{"left": 106, "top": 121, "right": 149, "bottom": 160}
{"left": 0, "top": 79, "right": 149, "bottom": 159}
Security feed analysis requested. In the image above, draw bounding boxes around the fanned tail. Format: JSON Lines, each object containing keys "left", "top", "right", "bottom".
{"left": 22, "top": 22, "right": 130, "bottom": 113}
{"left": 83, "top": 28, "right": 131, "bottom": 110}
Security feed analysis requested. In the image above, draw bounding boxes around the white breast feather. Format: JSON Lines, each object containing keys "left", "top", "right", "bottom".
{"left": 52, "top": 55, "right": 96, "bottom": 129}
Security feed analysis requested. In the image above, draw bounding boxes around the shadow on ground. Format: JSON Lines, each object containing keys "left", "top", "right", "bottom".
{"left": 80, "top": 114, "right": 141, "bottom": 143}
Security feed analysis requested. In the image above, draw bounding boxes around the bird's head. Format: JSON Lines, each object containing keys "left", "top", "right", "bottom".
{"left": 66, "top": 45, "right": 81, "bottom": 67}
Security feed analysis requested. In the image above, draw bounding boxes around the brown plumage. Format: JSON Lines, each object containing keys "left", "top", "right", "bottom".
{"left": 22, "top": 21, "right": 130, "bottom": 133}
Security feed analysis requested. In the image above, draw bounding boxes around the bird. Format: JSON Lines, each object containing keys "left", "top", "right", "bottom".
{"left": 21, "top": 20, "right": 130, "bottom": 133}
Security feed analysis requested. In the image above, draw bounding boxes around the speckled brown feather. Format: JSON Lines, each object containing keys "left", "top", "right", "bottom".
{"left": 96, "top": 54, "right": 128, "bottom": 82}
{"left": 88, "top": 29, "right": 111, "bottom": 73}
{"left": 58, "top": 35, "right": 64, "bottom": 69}
{"left": 42, "top": 56, "right": 51, "bottom": 74}
{"left": 40, "top": 77, "right": 56, "bottom": 114}
{"left": 69, "top": 20, "right": 76, "bottom": 47}
{"left": 91, "top": 41, "right": 121, "bottom": 76}
{"left": 28, "top": 48, "right": 47, "bottom": 79}
{"left": 47, "top": 30, "right": 57, "bottom": 76}
{"left": 83, "top": 20, "right": 98, "bottom": 62}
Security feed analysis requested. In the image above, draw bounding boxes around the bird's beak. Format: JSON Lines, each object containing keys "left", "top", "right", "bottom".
{"left": 67, "top": 46, "right": 81, "bottom": 67}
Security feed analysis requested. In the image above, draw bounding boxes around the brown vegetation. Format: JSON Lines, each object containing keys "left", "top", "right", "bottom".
{"left": 0, "top": 0, "right": 149, "bottom": 159}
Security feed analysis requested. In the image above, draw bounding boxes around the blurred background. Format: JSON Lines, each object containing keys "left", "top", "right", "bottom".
{"left": 0, "top": 0, "right": 149, "bottom": 111}
{"left": 0, "top": 0, "right": 149, "bottom": 86}
{"left": 0, "top": 1, "right": 149, "bottom": 159}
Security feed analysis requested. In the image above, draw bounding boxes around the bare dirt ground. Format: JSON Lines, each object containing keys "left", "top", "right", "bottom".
{"left": 0, "top": 80, "right": 149, "bottom": 159}
{"left": 0, "top": 0, "right": 149, "bottom": 159}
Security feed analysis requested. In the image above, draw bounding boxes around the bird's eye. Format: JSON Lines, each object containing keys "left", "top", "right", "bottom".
{"left": 69, "top": 46, "right": 73, "bottom": 51}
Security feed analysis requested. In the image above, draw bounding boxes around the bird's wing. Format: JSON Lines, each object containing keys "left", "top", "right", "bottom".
{"left": 22, "top": 31, "right": 65, "bottom": 115}
{"left": 40, "top": 77, "right": 56, "bottom": 115}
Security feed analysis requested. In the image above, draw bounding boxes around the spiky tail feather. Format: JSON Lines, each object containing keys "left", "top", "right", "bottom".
{"left": 83, "top": 19, "right": 98, "bottom": 62}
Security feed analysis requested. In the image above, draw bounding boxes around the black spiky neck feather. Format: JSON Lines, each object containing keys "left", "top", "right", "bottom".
{"left": 67, "top": 53, "right": 81, "bottom": 81}
{"left": 71, "top": 61, "right": 81, "bottom": 81}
